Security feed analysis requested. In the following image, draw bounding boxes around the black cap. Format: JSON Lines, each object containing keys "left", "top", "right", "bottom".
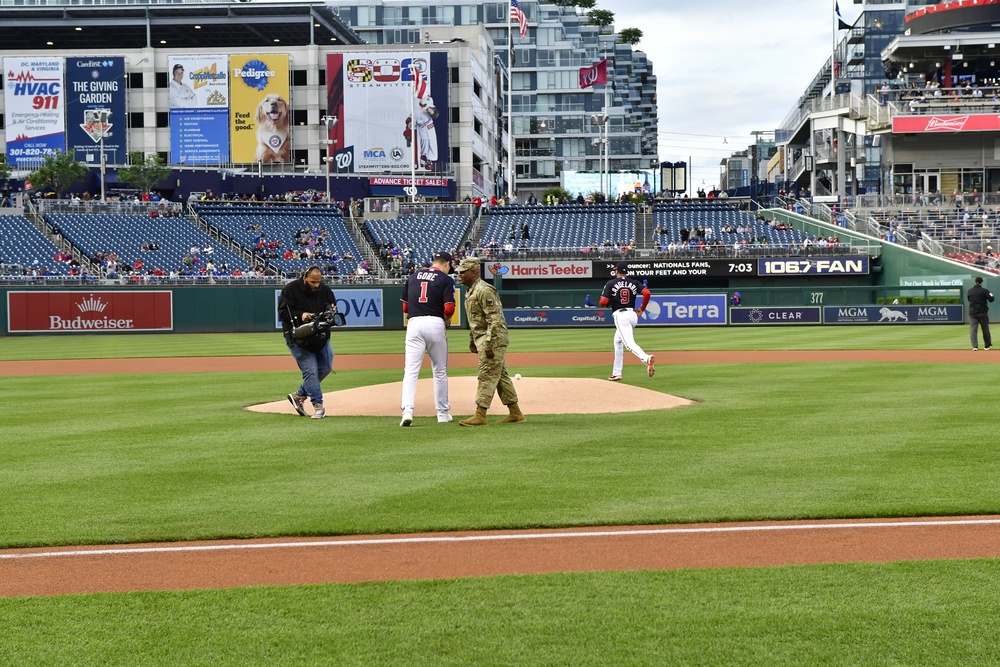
{"left": 172, "top": 63, "right": 184, "bottom": 73}
{"left": 433, "top": 251, "right": 453, "bottom": 265}
{"left": 976, "top": 276, "right": 984, "bottom": 284}
{"left": 615, "top": 261, "right": 629, "bottom": 274}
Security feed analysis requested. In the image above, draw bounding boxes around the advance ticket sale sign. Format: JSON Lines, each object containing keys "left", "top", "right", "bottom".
{"left": 3, "top": 57, "right": 66, "bottom": 167}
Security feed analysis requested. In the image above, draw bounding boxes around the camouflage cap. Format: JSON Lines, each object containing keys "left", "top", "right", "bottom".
{"left": 456, "top": 258, "right": 481, "bottom": 273}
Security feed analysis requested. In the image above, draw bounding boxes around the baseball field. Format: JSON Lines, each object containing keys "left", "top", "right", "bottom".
{"left": 3, "top": 325, "right": 1000, "bottom": 665}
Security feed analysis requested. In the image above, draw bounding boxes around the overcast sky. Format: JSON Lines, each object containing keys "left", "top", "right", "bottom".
{"left": 608, "top": 0, "right": 855, "bottom": 191}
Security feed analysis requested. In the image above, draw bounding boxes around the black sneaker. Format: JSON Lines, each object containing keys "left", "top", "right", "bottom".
{"left": 287, "top": 393, "right": 306, "bottom": 416}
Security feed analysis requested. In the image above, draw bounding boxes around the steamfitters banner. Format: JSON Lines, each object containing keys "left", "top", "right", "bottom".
{"left": 230, "top": 54, "right": 290, "bottom": 164}
{"left": 66, "top": 57, "right": 127, "bottom": 167}
{"left": 326, "top": 51, "right": 449, "bottom": 174}
{"left": 168, "top": 55, "right": 229, "bottom": 165}
{"left": 3, "top": 57, "right": 66, "bottom": 167}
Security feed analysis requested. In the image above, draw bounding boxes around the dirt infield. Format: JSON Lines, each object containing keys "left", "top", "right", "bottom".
{"left": 4, "top": 349, "right": 998, "bottom": 598}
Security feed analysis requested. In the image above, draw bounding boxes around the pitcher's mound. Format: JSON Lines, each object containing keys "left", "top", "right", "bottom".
{"left": 246, "top": 377, "right": 695, "bottom": 417}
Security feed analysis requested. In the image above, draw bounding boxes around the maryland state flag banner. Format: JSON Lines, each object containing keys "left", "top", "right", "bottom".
{"left": 579, "top": 59, "right": 608, "bottom": 89}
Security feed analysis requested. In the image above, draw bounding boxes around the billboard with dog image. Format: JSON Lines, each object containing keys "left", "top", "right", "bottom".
{"left": 229, "top": 54, "right": 290, "bottom": 164}
{"left": 168, "top": 55, "right": 230, "bottom": 165}
{"left": 325, "top": 51, "right": 449, "bottom": 174}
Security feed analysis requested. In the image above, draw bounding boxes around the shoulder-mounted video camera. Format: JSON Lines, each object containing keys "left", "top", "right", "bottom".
{"left": 292, "top": 304, "right": 346, "bottom": 339}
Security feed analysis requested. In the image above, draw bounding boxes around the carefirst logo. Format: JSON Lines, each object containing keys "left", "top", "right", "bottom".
{"left": 49, "top": 294, "right": 134, "bottom": 330}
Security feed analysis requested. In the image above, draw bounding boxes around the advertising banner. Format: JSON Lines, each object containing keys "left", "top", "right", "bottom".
{"left": 892, "top": 114, "right": 1000, "bottom": 134}
{"left": 595, "top": 259, "right": 758, "bottom": 279}
{"left": 230, "top": 54, "right": 290, "bottom": 164}
{"left": 504, "top": 308, "right": 611, "bottom": 327}
{"left": 274, "top": 288, "right": 384, "bottom": 328}
{"left": 3, "top": 57, "right": 66, "bottom": 167}
{"left": 730, "top": 306, "right": 822, "bottom": 325}
{"left": 823, "top": 304, "right": 963, "bottom": 324}
{"left": 66, "top": 57, "right": 127, "bottom": 167}
{"left": 504, "top": 295, "right": 727, "bottom": 327}
{"left": 639, "top": 294, "right": 728, "bottom": 326}
{"left": 757, "top": 257, "right": 869, "bottom": 276}
{"left": 484, "top": 260, "right": 593, "bottom": 280}
{"left": 7, "top": 291, "right": 173, "bottom": 333}
{"left": 326, "top": 51, "right": 450, "bottom": 174}
{"left": 168, "top": 55, "right": 230, "bottom": 165}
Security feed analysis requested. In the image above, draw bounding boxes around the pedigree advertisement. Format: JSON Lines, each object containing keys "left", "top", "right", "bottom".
{"left": 7, "top": 291, "right": 173, "bottom": 333}
{"left": 229, "top": 54, "right": 290, "bottom": 164}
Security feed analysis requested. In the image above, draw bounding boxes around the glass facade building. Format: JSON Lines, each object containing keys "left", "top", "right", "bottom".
{"left": 329, "top": 1, "right": 658, "bottom": 198}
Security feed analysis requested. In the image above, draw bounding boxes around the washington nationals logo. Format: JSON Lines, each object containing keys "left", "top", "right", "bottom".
{"left": 488, "top": 264, "right": 509, "bottom": 276}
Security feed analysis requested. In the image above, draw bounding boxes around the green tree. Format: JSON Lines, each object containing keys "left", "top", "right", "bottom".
{"left": 588, "top": 9, "right": 615, "bottom": 29}
{"left": 0, "top": 154, "right": 12, "bottom": 184}
{"left": 116, "top": 152, "right": 172, "bottom": 196}
{"left": 542, "top": 186, "right": 572, "bottom": 204}
{"left": 619, "top": 28, "right": 643, "bottom": 45}
{"left": 26, "top": 151, "right": 89, "bottom": 198}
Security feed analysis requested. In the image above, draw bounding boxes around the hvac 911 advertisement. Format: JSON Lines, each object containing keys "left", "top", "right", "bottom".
{"left": 3, "top": 57, "right": 65, "bottom": 167}
{"left": 326, "top": 51, "right": 449, "bottom": 174}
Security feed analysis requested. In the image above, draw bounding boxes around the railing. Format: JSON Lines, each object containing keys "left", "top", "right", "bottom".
{"left": 469, "top": 243, "right": 871, "bottom": 262}
{"left": 37, "top": 199, "right": 186, "bottom": 217}
{"left": 856, "top": 193, "right": 1000, "bottom": 209}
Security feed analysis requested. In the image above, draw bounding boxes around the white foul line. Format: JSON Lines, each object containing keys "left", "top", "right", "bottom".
{"left": 2, "top": 518, "right": 999, "bottom": 561}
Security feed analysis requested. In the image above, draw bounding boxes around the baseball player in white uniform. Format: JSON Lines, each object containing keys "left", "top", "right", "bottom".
{"left": 400, "top": 251, "right": 456, "bottom": 425}
{"left": 600, "top": 261, "right": 654, "bottom": 381}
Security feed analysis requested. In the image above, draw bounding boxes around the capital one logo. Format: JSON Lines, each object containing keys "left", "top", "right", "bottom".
{"left": 926, "top": 116, "right": 968, "bottom": 132}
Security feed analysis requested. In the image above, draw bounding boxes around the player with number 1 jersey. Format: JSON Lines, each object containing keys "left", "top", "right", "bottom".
{"left": 400, "top": 251, "right": 457, "bottom": 425}
{"left": 600, "top": 261, "right": 655, "bottom": 381}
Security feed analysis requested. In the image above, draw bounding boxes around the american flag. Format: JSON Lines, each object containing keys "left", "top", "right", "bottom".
{"left": 510, "top": 0, "right": 528, "bottom": 39}
{"left": 410, "top": 64, "right": 428, "bottom": 102}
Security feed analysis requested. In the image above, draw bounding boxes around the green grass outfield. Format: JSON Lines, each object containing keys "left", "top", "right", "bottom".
{"left": 3, "top": 325, "right": 1000, "bottom": 664}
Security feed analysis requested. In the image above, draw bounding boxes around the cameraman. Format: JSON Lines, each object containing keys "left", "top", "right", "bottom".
{"left": 278, "top": 265, "right": 337, "bottom": 419}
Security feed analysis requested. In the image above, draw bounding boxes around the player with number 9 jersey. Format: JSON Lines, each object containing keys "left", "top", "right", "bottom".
{"left": 600, "top": 261, "right": 655, "bottom": 381}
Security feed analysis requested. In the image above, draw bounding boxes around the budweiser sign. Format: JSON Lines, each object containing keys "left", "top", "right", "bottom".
{"left": 893, "top": 114, "right": 1000, "bottom": 133}
{"left": 7, "top": 291, "right": 174, "bottom": 333}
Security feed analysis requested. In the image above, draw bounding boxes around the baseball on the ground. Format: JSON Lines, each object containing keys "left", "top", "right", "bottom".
{"left": 514, "top": 373, "right": 522, "bottom": 380}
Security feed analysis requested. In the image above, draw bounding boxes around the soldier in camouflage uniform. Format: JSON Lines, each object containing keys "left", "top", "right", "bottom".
{"left": 455, "top": 257, "right": 525, "bottom": 426}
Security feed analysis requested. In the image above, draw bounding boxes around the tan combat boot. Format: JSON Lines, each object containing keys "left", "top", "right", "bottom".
{"left": 459, "top": 405, "right": 489, "bottom": 426}
{"left": 498, "top": 403, "right": 526, "bottom": 423}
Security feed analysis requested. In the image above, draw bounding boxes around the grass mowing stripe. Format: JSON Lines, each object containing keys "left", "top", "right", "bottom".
{"left": 2, "top": 362, "right": 1000, "bottom": 547}
{"left": 0, "top": 324, "right": 976, "bottom": 360}
{"left": 2, "top": 561, "right": 1000, "bottom": 666}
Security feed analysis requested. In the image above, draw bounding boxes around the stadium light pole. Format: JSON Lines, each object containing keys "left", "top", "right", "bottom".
{"left": 591, "top": 112, "right": 609, "bottom": 200}
{"left": 98, "top": 109, "right": 109, "bottom": 204}
{"left": 321, "top": 115, "right": 339, "bottom": 202}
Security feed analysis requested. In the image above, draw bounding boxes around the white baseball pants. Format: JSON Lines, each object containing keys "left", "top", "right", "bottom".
{"left": 401, "top": 316, "right": 450, "bottom": 415}
{"left": 612, "top": 309, "right": 651, "bottom": 377}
